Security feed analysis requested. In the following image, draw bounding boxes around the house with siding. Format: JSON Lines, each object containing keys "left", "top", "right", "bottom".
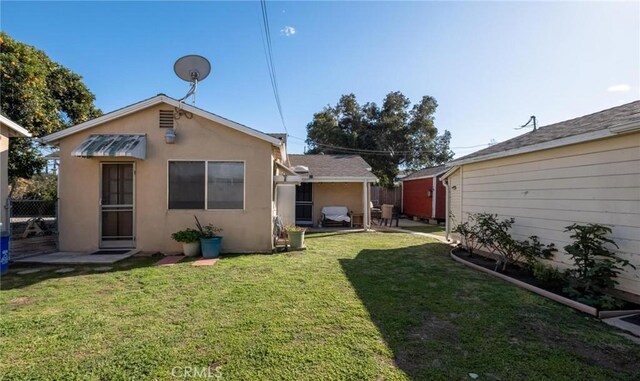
{"left": 441, "top": 101, "right": 640, "bottom": 298}
{"left": 401, "top": 165, "right": 447, "bottom": 221}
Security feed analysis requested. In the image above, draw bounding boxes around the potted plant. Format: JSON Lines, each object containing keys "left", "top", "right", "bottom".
{"left": 171, "top": 228, "right": 202, "bottom": 257}
{"left": 195, "top": 216, "right": 223, "bottom": 258}
{"left": 285, "top": 225, "right": 307, "bottom": 250}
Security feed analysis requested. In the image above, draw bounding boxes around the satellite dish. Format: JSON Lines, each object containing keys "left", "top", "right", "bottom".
{"left": 173, "top": 55, "right": 211, "bottom": 102}
{"left": 174, "top": 55, "right": 211, "bottom": 82}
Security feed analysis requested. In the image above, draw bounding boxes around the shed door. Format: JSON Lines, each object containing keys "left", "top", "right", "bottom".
{"left": 100, "top": 163, "right": 135, "bottom": 248}
{"left": 295, "top": 183, "right": 313, "bottom": 225}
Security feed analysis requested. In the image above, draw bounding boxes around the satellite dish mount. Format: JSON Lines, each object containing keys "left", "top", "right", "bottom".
{"left": 173, "top": 55, "right": 211, "bottom": 104}
{"left": 516, "top": 115, "right": 537, "bottom": 131}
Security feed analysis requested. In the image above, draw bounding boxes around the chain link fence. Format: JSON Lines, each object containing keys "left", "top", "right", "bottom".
{"left": 8, "top": 199, "right": 58, "bottom": 258}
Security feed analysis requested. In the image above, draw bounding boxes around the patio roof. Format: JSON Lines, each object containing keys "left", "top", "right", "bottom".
{"left": 71, "top": 134, "right": 146, "bottom": 160}
{"left": 288, "top": 154, "right": 378, "bottom": 182}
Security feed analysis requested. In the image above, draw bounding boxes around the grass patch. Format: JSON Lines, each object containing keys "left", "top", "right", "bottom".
{"left": 1, "top": 232, "right": 638, "bottom": 380}
{"left": 401, "top": 224, "right": 447, "bottom": 236}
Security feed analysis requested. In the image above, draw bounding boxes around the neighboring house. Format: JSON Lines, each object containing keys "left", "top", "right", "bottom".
{"left": 401, "top": 165, "right": 446, "bottom": 221}
{"left": 280, "top": 154, "right": 378, "bottom": 228}
{"left": 42, "top": 94, "right": 301, "bottom": 254}
{"left": 441, "top": 101, "right": 640, "bottom": 297}
{"left": 0, "top": 114, "right": 31, "bottom": 230}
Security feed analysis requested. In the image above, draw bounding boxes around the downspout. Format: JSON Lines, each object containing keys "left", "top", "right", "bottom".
{"left": 443, "top": 178, "right": 450, "bottom": 242}
{"left": 431, "top": 177, "right": 436, "bottom": 219}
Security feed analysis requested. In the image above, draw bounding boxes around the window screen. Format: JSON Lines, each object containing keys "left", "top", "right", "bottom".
{"left": 207, "top": 162, "right": 244, "bottom": 209}
{"left": 168, "top": 161, "right": 205, "bottom": 209}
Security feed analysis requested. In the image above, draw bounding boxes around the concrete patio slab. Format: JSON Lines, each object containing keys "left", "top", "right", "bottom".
{"left": 54, "top": 267, "right": 75, "bottom": 274}
{"left": 192, "top": 258, "right": 218, "bottom": 267}
{"left": 12, "top": 250, "right": 138, "bottom": 265}
{"left": 155, "top": 256, "right": 184, "bottom": 266}
{"left": 16, "top": 269, "right": 41, "bottom": 275}
{"left": 603, "top": 314, "right": 640, "bottom": 338}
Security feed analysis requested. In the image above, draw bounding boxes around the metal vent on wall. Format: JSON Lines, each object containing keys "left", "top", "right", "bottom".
{"left": 159, "top": 110, "right": 174, "bottom": 128}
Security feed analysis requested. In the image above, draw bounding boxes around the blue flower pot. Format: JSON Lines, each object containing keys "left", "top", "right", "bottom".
{"left": 200, "top": 236, "right": 223, "bottom": 259}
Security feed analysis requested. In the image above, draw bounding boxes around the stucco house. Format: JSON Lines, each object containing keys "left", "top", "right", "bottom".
{"left": 42, "top": 94, "right": 376, "bottom": 254}
{"left": 401, "top": 165, "right": 446, "bottom": 221}
{"left": 278, "top": 154, "right": 378, "bottom": 228}
{"left": 441, "top": 101, "right": 640, "bottom": 298}
{"left": 1, "top": 114, "right": 32, "bottom": 230}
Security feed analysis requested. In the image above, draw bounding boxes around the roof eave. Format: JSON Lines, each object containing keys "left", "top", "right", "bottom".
{"left": 302, "top": 176, "right": 378, "bottom": 183}
{"left": 448, "top": 128, "right": 621, "bottom": 167}
{"left": 0, "top": 114, "right": 32, "bottom": 137}
{"left": 41, "top": 95, "right": 283, "bottom": 146}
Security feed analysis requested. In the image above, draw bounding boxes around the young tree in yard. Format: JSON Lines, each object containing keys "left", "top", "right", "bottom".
{"left": 0, "top": 32, "right": 101, "bottom": 184}
{"left": 305, "top": 92, "right": 453, "bottom": 186}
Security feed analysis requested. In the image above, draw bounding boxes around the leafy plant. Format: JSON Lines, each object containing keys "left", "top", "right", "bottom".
{"left": 472, "top": 213, "right": 520, "bottom": 272}
{"left": 284, "top": 225, "right": 307, "bottom": 232}
{"left": 532, "top": 262, "right": 565, "bottom": 289}
{"left": 563, "top": 223, "right": 635, "bottom": 309}
{"left": 519, "top": 235, "right": 557, "bottom": 270}
{"left": 194, "top": 216, "right": 223, "bottom": 238}
{"left": 171, "top": 228, "right": 201, "bottom": 243}
{"left": 452, "top": 213, "right": 482, "bottom": 256}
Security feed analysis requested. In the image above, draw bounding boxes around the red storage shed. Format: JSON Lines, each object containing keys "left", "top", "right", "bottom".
{"left": 401, "top": 165, "right": 447, "bottom": 221}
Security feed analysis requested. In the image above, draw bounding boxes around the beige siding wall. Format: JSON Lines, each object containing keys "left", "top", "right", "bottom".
{"left": 312, "top": 182, "right": 364, "bottom": 226}
{"left": 57, "top": 103, "right": 275, "bottom": 253}
{"left": 0, "top": 125, "right": 9, "bottom": 229}
{"left": 459, "top": 132, "right": 640, "bottom": 295}
{"left": 447, "top": 168, "right": 462, "bottom": 240}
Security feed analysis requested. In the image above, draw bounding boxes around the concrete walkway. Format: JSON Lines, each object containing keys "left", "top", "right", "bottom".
{"left": 12, "top": 250, "right": 138, "bottom": 265}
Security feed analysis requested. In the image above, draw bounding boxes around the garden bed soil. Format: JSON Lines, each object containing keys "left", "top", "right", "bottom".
{"left": 451, "top": 248, "right": 640, "bottom": 316}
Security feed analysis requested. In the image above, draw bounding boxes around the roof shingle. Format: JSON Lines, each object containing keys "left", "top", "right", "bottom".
{"left": 402, "top": 165, "right": 446, "bottom": 181}
{"left": 288, "top": 154, "right": 377, "bottom": 180}
{"left": 452, "top": 100, "right": 640, "bottom": 164}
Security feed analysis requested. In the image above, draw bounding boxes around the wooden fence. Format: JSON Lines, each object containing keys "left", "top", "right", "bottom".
{"left": 370, "top": 185, "right": 402, "bottom": 209}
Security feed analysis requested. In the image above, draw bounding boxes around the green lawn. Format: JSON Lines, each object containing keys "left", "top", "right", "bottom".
{"left": 1, "top": 232, "right": 639, "bottom": 380}
{"left": 401, "top": 224, "right": 447, "bottom": 236}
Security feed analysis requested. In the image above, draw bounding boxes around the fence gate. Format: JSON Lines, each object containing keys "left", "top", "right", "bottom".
{"left": 8, "top": 199, "right": 58, "bottom": 259}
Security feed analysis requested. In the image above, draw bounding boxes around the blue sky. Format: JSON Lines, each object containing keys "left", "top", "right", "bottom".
{"left": 2, "top": 1, "right": 639, "bottom": 157}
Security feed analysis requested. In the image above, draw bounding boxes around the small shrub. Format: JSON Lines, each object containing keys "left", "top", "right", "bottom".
{"left": 563, "top": 223, "right": 635, "bottom": 309}
{"left": 284, "top": 225, "right": 307, "bottom": 232}
{"left": 452, "top": 214, "right": 482, "bottom": 255}
{"left": 194, "top": 216, "right": 223, "bottom": 238}
{"left": 532, "top": 262, "right": 565, "bottom": 289}
{"left": 473, "top": 213, "right": 519, "bottom": 272}
{"left": 519, "top": 235, "right": 557, "bottom": 270}
{"left": 171, "top": 228, "right": 201, "bottom": 243}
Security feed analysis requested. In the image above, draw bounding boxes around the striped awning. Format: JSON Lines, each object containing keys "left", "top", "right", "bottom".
{"left": 72, "top": 134, "right": 146, "bottom": 160}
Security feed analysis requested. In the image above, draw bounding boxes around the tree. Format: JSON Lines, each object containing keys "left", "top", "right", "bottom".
{"left": 0, "top": 32, "right": 101, "bottom": 182}
{"left": 305, "top": 92, "right": 453, "bottom": 186}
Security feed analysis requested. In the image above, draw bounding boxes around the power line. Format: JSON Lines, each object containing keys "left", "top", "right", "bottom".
{"left": 259, "top": 0, "right": 288, "bottom": 134}
{"left": 288, "top": 134, "right": 492, "bottom": 154}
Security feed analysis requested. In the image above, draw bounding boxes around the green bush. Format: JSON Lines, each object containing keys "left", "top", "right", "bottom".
{"left": 171, "top": 228, "right": 201, "bottom": 243}
{"left": 532, "top": 262, "right": 565, "bottom": 289}
{"left": 563, "top": 223, "right": 635, "bottom": 309}
{"left": 519, "top": 235, "right": 557, "bottom": 270}
{"left": 452, "top": 213, "right": 482, "bottom": 255}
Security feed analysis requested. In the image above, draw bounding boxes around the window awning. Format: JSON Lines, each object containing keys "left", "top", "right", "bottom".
{"left": 71, "top": 134, "right": 146, "bottom": 160}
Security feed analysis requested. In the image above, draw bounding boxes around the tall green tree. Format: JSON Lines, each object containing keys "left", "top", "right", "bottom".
{"left": 0, "top": 32, "right": 101, "bottom": 182}
{"left": 306, "top": 92, "right": 453, "bottom": 186}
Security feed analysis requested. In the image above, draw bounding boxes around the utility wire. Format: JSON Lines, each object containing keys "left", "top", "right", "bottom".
{"left": 288, "top": 134, "right": 491, "bottom": 154}
{"left": 259, "top": 0, "right": 288, "bottom": 134}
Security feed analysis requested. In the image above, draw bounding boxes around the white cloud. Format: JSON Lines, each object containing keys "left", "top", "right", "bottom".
{"left": 280, "top": 26, "right": 296, "bottom": 37}
{"left": 607, "top": 84, "right": 631, "bottom": 92}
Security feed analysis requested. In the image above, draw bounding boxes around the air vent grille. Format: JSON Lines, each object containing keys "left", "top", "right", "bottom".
{"left": 159, "top": 110, "right": 174, "bottom": 128}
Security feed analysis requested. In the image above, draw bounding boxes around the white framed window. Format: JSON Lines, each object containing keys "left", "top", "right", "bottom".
{"left": 168, "top": 161, "right": 245, "bottom": 210}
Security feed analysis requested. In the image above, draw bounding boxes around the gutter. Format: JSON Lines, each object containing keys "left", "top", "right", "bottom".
{"left": 442, "top": 177, "right": 450, "bottom": 241}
